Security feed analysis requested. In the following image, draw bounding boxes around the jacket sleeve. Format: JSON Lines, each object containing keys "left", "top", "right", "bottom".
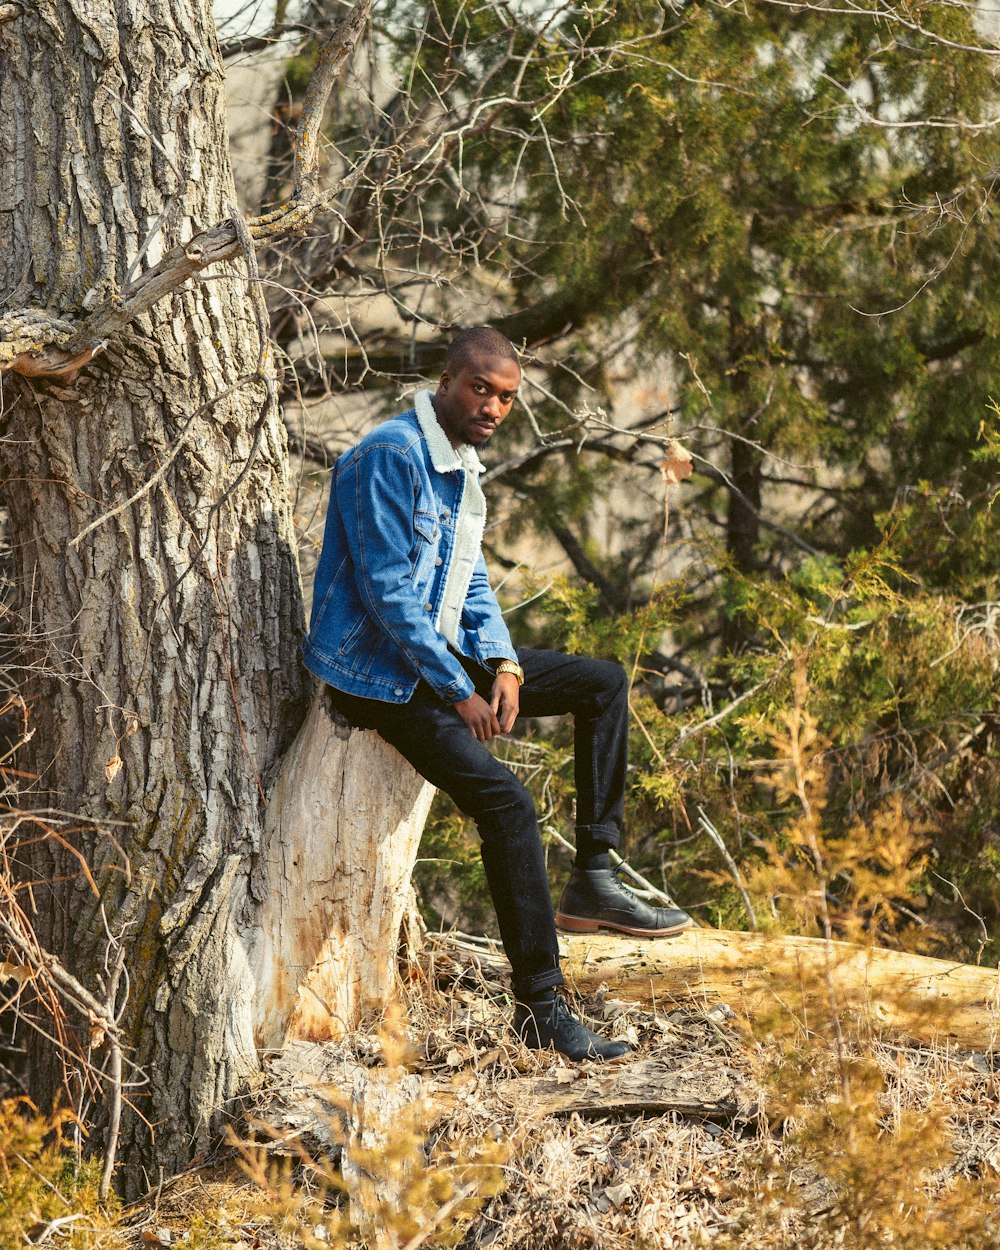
{"left": 461, "top": 551, "right": 518, "bottom": 665}
{"left": 336, "top": 442, "right": 475, "bottom": 704}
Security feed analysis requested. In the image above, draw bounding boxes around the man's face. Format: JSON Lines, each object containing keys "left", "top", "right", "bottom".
{"left": 432, "top": 350, "right": 521, "bottom": 448}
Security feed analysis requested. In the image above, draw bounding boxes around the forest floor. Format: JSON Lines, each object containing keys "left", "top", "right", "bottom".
{"left": 75, "top": 932, "right": 1000, "bottom": 1250}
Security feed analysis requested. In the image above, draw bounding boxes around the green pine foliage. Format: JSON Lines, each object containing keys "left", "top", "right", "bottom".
{"left": 387, "top": 2, "right": 999, "bottom": 962}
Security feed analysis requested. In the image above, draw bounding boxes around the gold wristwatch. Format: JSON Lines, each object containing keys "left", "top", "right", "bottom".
{"left": 493, "top": 660, "right": 525, "bottom": 686}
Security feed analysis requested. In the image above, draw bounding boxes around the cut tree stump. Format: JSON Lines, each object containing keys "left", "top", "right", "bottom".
{"left": 251, "top": 692, "right": 435, "bottom": 1049}
{"left": 558, "top": 928, "right": 1000, "bottom": 1050}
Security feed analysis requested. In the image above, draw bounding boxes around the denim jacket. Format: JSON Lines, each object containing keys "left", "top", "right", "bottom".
{"left": 302, "top": 390, "right": 519, "bottom": 704}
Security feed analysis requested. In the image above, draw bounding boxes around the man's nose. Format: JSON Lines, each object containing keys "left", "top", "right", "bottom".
{"left": 481, "top": 395, "right": 502, "bottom": 419}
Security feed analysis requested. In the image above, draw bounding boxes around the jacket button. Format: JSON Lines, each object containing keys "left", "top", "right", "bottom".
{"left": 394, "top": 688, "right": 404, "bottom": 696}
{"left": 424, "top": 602, "right": 433, "bottom": 611}
{"left": 435, "top": 556, "right": 443, "bottom": 566}
{"left": 441, "top": 508, "right": 451, "bottom": 519}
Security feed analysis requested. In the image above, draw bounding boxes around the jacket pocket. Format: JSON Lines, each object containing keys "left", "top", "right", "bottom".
{"left": 338, "top": 614, "right": 383, "bottom": 673}
{"left": 414, "top": 510, "right": 438, "bottom": 541}
{"left": 315, "top": 553, "right": 350, "bottom": 621}
{"left": 410, "top": 509, "right": 440, "bottom": 583}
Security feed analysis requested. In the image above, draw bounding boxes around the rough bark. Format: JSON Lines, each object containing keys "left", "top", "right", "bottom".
{"left": 725, "top": 435, "right": 763, "bottom": 575}
{"left": 0, "top": 0, "right": 423, "bottom": 1191}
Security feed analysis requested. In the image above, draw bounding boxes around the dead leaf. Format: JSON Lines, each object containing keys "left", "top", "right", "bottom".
{"left": 660, "top": 441, "right": 694, "bottom": 485}
{"left": 140, "top": 1230, "right": 173, "bottom": 1248}
{"left": 0, "top": 962, "right": 33, "bottom": 985}
{"left": 104, "top": 754, "right": 123, "bottom": 783}
{"left": 553, "top": 1066, "right": 579, "bottom": 1085}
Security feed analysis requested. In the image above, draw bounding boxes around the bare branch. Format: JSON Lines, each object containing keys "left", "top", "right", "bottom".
{"left": 294, "top": 0, "right": 373, "bottom": 201}
{"left": 697, "top": 807, "right": 757, "bottom": 932}
{"left": 734, "top": 0, "right": 1000, "bottom": 58}
{"left": 219, "top": 23, "right": 312, "bottom": 60}
{"left": 0, "top": 0, "right": 374, "bottom": 382}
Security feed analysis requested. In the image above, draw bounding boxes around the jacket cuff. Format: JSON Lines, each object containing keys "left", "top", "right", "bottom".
{"left": 438, "top": 670, "right": 476, "bottom": 705}
{"left": 475, "top": 640, "right": 518, "bottom": 667}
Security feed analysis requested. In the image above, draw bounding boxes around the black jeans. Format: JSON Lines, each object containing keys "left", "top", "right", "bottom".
{"left": 328, "top": 647, "right": 629, "bottom": 998}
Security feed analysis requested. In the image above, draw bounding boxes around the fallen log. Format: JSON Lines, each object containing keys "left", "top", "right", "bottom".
{"left": 251, "top": 930, "right": 999, "bottom": 1178}
{"left": 558, "top": 928, "right": 1000, "bottom": 1050}
{"left": 489, "top": 1056, "right": 745, "bottom": 1126}
{"left": 257, "top": 1038, "right": 750, "bottom": 1172}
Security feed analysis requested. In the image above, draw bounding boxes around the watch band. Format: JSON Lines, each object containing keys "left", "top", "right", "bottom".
{"left": 494, "top": 660, "right": 525, "bottom": 686}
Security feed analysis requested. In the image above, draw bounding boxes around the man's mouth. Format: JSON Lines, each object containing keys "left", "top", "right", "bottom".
{"left": 470, "top": 419, "right": 496, "bottom": 437}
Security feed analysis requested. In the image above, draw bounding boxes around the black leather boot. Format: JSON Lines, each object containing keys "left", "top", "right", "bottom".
{"left": 513, "top": 994, "right": 630, "bottom": 1061}
{"left": 556, "top": 866, "right": 693, "bottom": 937}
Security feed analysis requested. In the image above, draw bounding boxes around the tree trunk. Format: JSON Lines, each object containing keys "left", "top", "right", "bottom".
{"left": 0, "top": 0, "right": 427, "bottom": 1192}
{"left": 725, "top": 434, "right": 763, "bottom": 575}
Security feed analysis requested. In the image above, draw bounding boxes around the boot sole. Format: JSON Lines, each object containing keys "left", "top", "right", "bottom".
{"left": 555, "top": 910, "right": 694, "bottom": 938}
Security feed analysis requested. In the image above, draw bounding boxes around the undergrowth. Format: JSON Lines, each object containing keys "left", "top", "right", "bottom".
{"left": 0, "top": 1099, "right": 114, "bottom": 1247}
{"left": 228, "top": 1007, "right": 506, "bottom": 1250}
{"left": 714, "top": 663, "right": 1000, "bottom": 1248}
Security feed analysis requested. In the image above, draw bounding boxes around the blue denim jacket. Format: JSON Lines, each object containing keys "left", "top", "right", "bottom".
{"left": 302, "top": 390, "right": 519, "bottom": 704}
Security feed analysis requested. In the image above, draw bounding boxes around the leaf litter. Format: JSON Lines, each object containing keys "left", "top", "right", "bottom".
{"left": 76, "top": 937, "right": 1000, "bottom": 1248}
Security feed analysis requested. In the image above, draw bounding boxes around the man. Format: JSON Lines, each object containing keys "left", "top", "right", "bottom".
{"left": 303, "top": 326, "right": 692, "bottom": 1061}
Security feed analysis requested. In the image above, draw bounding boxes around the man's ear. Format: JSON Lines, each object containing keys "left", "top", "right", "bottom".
{"left": 438, "top": 369, "right": 451, "bottom": 393}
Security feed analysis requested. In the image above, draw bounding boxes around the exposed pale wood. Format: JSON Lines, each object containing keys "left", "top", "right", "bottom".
{"left": 559, "top": 929, "right": 1000, "bottom": 1050}
{"left": 258, "top": 1039, "right": 430, "bottom": 1234}
{"left": 253, "top": 693, "right": 436, "bottom": 1048}
{"left": 342, "top": 1063, "right": 424, "bottom": 1233}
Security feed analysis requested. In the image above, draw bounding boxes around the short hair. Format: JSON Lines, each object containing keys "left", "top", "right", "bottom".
{"left": 444, "top": 326, "right": 520, "bottom": 375}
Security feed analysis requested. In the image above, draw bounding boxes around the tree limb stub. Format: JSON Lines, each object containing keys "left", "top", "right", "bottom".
{"left": 0, "top": 309, "right": 103, "bottom": 379}
{"left": 294, "top": 0, "right": 373, "bottom": 202}
{"left": 0, "top": 188, "right": 364, "bottom": 384}
{"left": 0, "top": 0, "right": 373, "bottom": 383}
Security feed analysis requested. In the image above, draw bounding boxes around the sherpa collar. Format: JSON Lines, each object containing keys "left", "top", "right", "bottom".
{"left": 414, "top": 389, "right": 486, "bottom": 475}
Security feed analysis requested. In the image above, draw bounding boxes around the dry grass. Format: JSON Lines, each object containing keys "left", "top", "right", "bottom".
{"left": 36, "top": 936, "right": 988, "bottom": 1250}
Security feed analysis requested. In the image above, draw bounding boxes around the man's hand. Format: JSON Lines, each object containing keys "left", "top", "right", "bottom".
{"left": 453, "top": 671, "right": 520, "bottom": 740}
{"left": 453, "top": 691, "right": 502, "bottom": 741}
{"left": 490, "top": 671, "right": 520, "bottom": 734}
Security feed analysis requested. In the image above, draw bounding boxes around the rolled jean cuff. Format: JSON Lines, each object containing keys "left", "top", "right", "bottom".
{"left": 512, "top": 967, "right": 565, "bottom": 999}
{"left": 576, "top": 823, "right": 621, "bottom": 850}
